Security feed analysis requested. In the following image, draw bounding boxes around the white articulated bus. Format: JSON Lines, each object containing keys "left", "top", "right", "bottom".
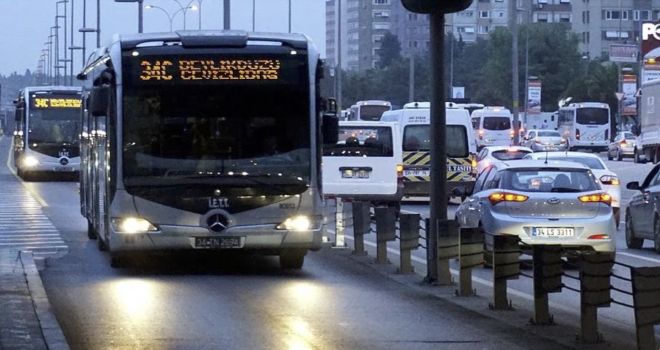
{"left": 78, "top": 31, "right": 338, "bottom": 269}
{"left": 12, "top": 86, "right": 82, "bottom": 181}
{"left": 557, "top": 102, "right": 611, "bottom": 152}
{"left": 347, "top": 100, "right": 392, "bottom": 121}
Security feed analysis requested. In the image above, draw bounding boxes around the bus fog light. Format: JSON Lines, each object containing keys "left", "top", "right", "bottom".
{"left": 23, "top": 156, "right": 39, "bottom": 167}
{"left": 277, "top": 216, "right": 311, "bottom": 231}
{"left": 111, "top": 217, "right": 158, "bottom": 234}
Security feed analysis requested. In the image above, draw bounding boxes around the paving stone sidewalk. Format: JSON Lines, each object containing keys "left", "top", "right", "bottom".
{"left": 0, "top": 248, "right": 69, "bottom": 350}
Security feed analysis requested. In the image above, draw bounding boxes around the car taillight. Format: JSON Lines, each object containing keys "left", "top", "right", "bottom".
{"left": 620, "top": 140, "right": 627, "bottom": 146}
{"left": 560, "top": 139, "right": 566, "bottom": 144}
{"left": 489, "top": 192, "right": 529, "bottom": 205}
{"left": 509, "top": 129, "right": 514, "bottom": 138}
{"left": 471, "top": 157, "right": 478, "bottom": 178}
{"left": 599, "top": 175, "right": 620, "bottom": 185}
{"left": 396, "top": 164, "right": 403, "bottom": 184}
{"left": 576, "top": 129, "right": 580, "bottom": 140}
{"left": 478, "top": 129, "right": 484, "bottom": 139}
{"left": 578, "top": 193, "right": 611, "bottom": 205}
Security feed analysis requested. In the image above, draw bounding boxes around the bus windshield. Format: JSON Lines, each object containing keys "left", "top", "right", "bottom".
{"left": 576, "top": 108, "right": 609, "bottom": 125}
{"left": 122, "top": 84, "right": 311, "bottom": 184}
{"left": 360, "top": 105, "right": 391, "bottom": 121}
{"left": 27, "top": 95, "right": 80, "bottom": 145}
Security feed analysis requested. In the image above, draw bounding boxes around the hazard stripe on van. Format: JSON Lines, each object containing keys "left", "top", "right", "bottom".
{"left": 403, "top": 152, "right": 475, "bottom": 183}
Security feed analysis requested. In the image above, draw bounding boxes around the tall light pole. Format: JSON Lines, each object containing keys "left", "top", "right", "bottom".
{"left": 79, "top": 0, "right": 98, "bottom": 70}
{"left": 223, "top": 0, "right": 230, "bottom": 30}
{"left": 252, "top": 0, "right": 255, "bottom": 31}
{"left": 70, "top": 0, "right": 75, "bottom": 85}
{"left": 197, "top": 0, "right": 204, "bottom": 30}
{"left": 509, "top": 0, "right": 520, "bottom": 145}
{"left": 288, "top": 0, "right": 292, "bottom": 33}
{"left": 173, "top": 0, "right": 198, "bottom": 30}
{"left": 56, "top": 0, "right": 69, "bottom": 85}
{"left": 96, "top": 0, "right": 101, "bottom": 48}
{"left": 145, "top": 4, "right": 196, "bottom": 31}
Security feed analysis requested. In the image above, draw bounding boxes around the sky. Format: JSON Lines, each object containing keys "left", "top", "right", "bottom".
{"left": 0, "top": 0, "right": 326, "bottom": 76}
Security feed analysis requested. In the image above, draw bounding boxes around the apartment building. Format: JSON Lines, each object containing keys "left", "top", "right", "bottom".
{"left": 327, "top": 0, "right": 656, "bottom": 71}
{"left": 325, "top": 0, "right": 393, "bottom": 71}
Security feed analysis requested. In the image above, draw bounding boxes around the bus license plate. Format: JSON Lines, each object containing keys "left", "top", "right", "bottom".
{"left": 54, "top": 166, "right": 71, "bottom": 172}
{"left": 532, "top": 227, "right": 574, "bottom": 237}
{"left": 194, "top": 237, "right": 243, "bottom": 249}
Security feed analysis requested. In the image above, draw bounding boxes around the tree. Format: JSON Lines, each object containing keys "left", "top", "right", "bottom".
{"left": 377, "top": 32, "right": 402, "bottom": 69}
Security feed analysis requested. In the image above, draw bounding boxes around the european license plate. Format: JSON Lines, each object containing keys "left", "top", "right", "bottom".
{"left": 404, "top": 170, "right": 430, "bottom": 177}
{"left": 532, "top": 227, "right": 574, "bottom": 237}
{"left": 54, "top": 166, "right": 71, "bottom": 172}
{"left": 193, "top": 236, "right": 243, "bottom": 249}
{"left": 342, "top": 170, "right": 370, "bottom": 178}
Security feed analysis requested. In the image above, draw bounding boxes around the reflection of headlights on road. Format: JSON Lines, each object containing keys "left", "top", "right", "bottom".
{"left": 23, "top": 156, "right": 39, "bottom": 167}
{"left": 111, "top": 217, "right": 158, "bottom": 234}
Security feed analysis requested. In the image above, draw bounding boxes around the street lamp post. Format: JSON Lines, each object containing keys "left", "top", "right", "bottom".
{"left": 56, "top": 0, "right": 69, "bottom": 85}
{"left": 145, "top": 3, "right": 197, "bottom": 31}
{"left": 197, "top": 0, "right": 204, "bottom": 30}
{"left": 172, "top": 0, "right": 198, "bottom": 30}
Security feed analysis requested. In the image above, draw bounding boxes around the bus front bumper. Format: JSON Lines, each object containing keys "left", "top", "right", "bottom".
{"left": 108, "top": 224, "right": 324, "bottom": 253}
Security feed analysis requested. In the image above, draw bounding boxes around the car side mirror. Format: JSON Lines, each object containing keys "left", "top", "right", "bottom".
{"left": 626, "top": 181, "right": 640, "bottom": 191}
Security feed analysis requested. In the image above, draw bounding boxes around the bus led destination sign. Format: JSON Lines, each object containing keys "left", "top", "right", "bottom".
{"left": 33, "top": 98, "right": 82, "bottom": 108}
{"left": 139, "top": 59, "right": 281, "bottom": 81}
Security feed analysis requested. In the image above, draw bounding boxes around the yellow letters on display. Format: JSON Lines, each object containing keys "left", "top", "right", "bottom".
{"left": 33, "top": 98, "right": 82, "bottom": 108}
{"left": 139, "top": 59, "right": 281, "bottom": 81}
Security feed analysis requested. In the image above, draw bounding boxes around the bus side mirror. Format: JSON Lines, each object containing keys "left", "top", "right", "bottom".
{"left": 90, "top": 85, "right": 110, "bottom": 117}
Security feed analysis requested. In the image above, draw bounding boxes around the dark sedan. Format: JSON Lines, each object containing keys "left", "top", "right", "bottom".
{"left": 625, "top": 163, "right": 660, "bottom": 252}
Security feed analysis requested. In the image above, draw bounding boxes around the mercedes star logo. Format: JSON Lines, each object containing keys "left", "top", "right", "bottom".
{"left": 59, "top": 158, "right": 69, "bottom": 166}
{"left": 206, "top": 213, "right": 229, "bottom": 233}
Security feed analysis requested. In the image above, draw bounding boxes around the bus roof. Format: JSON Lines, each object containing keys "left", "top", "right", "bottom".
{"left": 21, "top": 86, "right": 81, "bottom": 94}
{"left": 117, "top": 30, "right": 311, "bottom": 50}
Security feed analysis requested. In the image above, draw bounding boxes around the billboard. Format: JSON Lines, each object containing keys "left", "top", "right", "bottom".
{"left": 622, "top": 74, "right": 637, "bottom": 116}
{"left": 610, "top": 44, "right": 638, "bottom": 63}
{"left": 526, "top": 80, "right": 541, "bottom": 115}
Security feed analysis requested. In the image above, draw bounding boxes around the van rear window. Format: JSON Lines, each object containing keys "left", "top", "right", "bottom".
{"left": 324, "top": 126, "right": 394, "bottom": 157}
{"left": 403, "top": 125, "right": 468, "bottom": 157}
{"left": 483, "top": 117, "right": 511, "bottom": 130}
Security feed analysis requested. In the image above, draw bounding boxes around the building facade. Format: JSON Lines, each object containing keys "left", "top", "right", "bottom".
{"left": 327, "top": 0, "right": 658, "bottom": 71}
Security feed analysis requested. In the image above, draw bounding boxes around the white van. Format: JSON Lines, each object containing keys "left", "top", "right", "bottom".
{"left": 471, "top": 106, "right": 514, "bottom": 150}
{"left": 381, "top": 103, "right": 477, "bottom": 197}
{"left": 322, "top": 121, "right": 403, "bottom": 205}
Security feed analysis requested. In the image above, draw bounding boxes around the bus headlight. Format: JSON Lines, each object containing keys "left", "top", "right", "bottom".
{"left": 277, "top": 216, "right": 312, "bottom": 231}
{"left": 23, "top": 156, "right": 39, "bottom": 167}
{"left": 111, "top": 217, "right": 158, "bottom": 234}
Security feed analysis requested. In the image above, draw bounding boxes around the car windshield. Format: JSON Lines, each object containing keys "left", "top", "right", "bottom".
{"left": 503, "top": 169, "right": 599, "bottom": 193}
{"left": 483, "top": 116, "right": 511, "bottom": 130}
{"left": 491, "top": 149, "right": 531, "bottom": 160}
{"left": 545, "top": 156, "right": 605, "bottom": 169}
{"left": 537, "top": 131, "right": 561, "bottom": 137}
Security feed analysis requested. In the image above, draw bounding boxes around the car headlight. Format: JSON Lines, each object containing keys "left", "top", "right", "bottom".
{"left": 277, "top": 216, "right": 312, "bottom": 231}
{"left": 23, "top": 156, "right": 39, "bottom": 167}
{"left": 111, "top": 217, "right": 158, "bottom": 234}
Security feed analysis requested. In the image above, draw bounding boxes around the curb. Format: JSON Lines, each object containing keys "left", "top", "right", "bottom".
{"left": 19, "top": 251, "right": 70, "bottom": 350}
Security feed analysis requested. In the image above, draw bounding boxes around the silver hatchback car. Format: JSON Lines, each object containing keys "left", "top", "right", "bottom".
{"left": 454, "top": 160, "right": 616, "bottom": 255}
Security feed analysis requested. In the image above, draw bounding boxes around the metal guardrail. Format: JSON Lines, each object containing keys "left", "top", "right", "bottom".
{"left": 329, "top": 200, "right": 660, "bottom": 349}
